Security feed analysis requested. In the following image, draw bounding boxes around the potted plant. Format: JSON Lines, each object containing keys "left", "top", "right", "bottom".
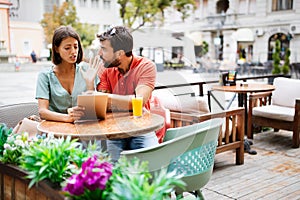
{"left": 0, "top": 123, "right": 186, "bottom": 200}
{"left": 271, "top": 39, "right": 281, "bottom": 75}
{"left": 271, "top": 39, "right": 291, "bottom": 75}
{"left": 282, "top": 48, "right": 291, "bottom": 75}
{"left": 0, "top": 124, "right": 66, "bottom": 199}
{"left": 21, "top": 135, "right": 91, "bottom": 188}
{"left": 63, "top": 156, "right": 186, "bottom": 200}
{"left": 269, "top": 39, "right": 291, "bottom": 84}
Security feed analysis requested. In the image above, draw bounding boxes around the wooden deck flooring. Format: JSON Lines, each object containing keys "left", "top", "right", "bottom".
{"left": 201, "top": 130, "right": 300, "bottom": 200}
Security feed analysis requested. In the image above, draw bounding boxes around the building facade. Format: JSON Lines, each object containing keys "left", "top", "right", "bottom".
{"left": 5, "top": 0, "right": 120, "bottom": 60}
{"left": 164, "top": 0, "right": 300, "bottom": 66}
{"left": 2, "top": 0, "right": 300, "bottom": 66}
{"left": 0, "top": 0, "right": 12, "bottom": 62}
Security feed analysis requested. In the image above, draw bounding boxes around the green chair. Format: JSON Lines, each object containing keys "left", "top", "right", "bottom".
{"left": 121, "top": 118, "right": 223, "bottom": 199}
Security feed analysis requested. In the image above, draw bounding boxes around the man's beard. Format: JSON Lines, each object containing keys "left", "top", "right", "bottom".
{"left": 102, "top": 57, "right": 121, "bottom": 68}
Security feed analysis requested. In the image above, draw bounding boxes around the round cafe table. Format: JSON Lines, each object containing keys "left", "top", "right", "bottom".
{"left": 211, "top": 83, "right": 275, "bottom": 95}
{"left": 210, "top": 83, "right": 275, "bottom": 133}
{"left": 210, "top": 83, "right": 275, "bottom": 154}
{"left": 37, "top": 112, "right": 164, "bottom": 141}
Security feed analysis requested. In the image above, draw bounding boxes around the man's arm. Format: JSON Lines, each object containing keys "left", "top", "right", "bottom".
{"left": 99, "top": 84, "right": 153, "bottom": 111}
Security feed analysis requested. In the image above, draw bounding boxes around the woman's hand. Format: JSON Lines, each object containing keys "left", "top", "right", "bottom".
{"left": 81, "top": 56, "right": 102, "bottom": 90}
{"left": 67, "top": 106, "right": 85, "bottom": 122}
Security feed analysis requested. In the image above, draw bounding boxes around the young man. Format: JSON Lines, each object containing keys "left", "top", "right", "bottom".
{"left": 97, "top": 26, "right": 158, "bottom": 162}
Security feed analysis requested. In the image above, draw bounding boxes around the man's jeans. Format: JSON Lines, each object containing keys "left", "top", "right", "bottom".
{"left": 107, "top": 132, "right": 158, "bottom": 162}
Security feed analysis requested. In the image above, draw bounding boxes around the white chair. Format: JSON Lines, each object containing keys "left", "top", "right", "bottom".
{"left": 248, "top": 77, "right": 300, "bottom": 148}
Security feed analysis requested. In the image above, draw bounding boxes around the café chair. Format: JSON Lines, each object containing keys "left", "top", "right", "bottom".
{"left": 0, "top": 102, "right": 38, "bottom": 128}
{"left": 248, "top": 77, "right": 300, "bottom": 148}
{"left": 121, "top": 118, "right": 223, "bottom": 199}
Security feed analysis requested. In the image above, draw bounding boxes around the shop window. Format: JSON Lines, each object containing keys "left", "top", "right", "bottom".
{"left": 237, "top": 43, "right": 253, "bottom": 62}
{"left": 103, "top": 0, "right": 111, "bottom": 9}
{"left": 268, "top": 33, "right": 290, "bottom": 60}
{"left": 79, "top": 0, "right": 87, "bottom": 7}
{"left": 272, "top": 0, "right": 293, "bottom": 11}
{"left": 91, "top": 0, "right": 99, "bottom": 8}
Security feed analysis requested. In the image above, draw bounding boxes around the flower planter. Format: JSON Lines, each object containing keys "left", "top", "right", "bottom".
{"left": 0, "top": 162, "right": 64, "bottom": 200}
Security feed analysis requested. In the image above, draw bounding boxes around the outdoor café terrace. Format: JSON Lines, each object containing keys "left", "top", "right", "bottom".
{"left": 0, "top": 62, "right": 299, "bottom": 199}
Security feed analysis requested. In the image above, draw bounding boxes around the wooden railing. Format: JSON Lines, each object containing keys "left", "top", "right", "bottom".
{"left": 154, "top": 74, "right": 291, "bottom": 96}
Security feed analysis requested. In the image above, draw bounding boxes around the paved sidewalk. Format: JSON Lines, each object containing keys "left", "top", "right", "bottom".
{"left": 1, "top": 62, "right": 299, "bottom": 199}
{"left": 0, "top": 62, "right": 51, "bottom": 105}
{"left": 0, "top": 62, "right": 218, "bottom": 105}
{"left": 203, "top": 130, "right": 300, "bottom": 200}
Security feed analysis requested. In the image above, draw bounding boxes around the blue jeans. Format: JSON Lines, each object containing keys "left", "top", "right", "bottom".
{"left": 107, "top": 132, "right": 158, "bottom": 163}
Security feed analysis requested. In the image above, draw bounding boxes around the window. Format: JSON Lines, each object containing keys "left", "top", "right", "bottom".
{"left": 23, "top": 41, "right": 31, "bottom": 55}
{"left": 79, "top": 0, "right": 87, "bottom": 7}
{"left": 272, "top": 0, "right": 293, "bottom": 11}
{"left": 268, "top": 33, "right": 290, "bottom": 60}
{"left": 44, "top": 0, "right": 59, "bottom": 12}
{"left": 249, "top": 0, "right": 256, "bottom": 13}
{"left": 216, "top": 0, "right": 229, "bottom": 14}
{"left": 238, "top": 0, "right": 256, "bottom": 14}
{"left": 103, "top": 24, "right": 111, "bottom": 31}
{"left": 91, "top": 0, "right": 99, "bottom": 8}
{"left": 103, "top": 0, "right": 111, "bottom": 9}
{"left": 238, "top": 0, "right": 247, "bottom": 13}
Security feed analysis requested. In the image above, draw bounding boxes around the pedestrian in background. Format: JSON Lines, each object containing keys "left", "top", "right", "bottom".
{"left": 15, "top": 57, "right": 21, "bottom": 71}
{"left": 30, "top": 50, "right": 37, "bottom": 63}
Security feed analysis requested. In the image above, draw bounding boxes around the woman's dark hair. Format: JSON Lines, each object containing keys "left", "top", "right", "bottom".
{"left": 97, "top": 26, "right": 133, "bottom": 57}
{"left": 52, "top": 26, "right": 83, "bottom": 65}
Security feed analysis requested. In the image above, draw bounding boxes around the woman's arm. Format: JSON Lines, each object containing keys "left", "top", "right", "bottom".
{"left": 38, "top": 99, "right": 84, "bottom": 123}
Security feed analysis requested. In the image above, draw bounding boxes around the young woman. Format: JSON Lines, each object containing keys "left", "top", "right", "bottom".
{"left": 36, "top": 25, "right": 100, "bottom": 122}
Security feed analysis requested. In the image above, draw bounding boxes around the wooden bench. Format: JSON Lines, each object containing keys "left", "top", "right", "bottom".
{"left": 169, "top": 108, "right": 245, "bottom": 165}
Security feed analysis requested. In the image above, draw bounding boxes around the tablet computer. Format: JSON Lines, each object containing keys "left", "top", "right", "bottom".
{"left": 77, "top": 92, "right": 108, "bottom": 121}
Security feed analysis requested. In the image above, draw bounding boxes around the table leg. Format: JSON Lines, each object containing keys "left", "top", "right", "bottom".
{"left": 208, "top": 90, "right": 236, "bottom": 111}
{"left": 208, "top": 90, "right": 225, "bottom": 111}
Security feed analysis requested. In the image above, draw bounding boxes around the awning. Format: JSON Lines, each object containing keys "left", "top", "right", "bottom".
{"left": 186, "top": 31, "right": 203, "bottom": 46}
{"left": 233, "top": 28, "right": 254, "bottom": 42}
{"left": 131, "top": 28, "right": 184, "bottom": 48}
{"left": 131, "top": 28, "right": 196, "bottom": 66}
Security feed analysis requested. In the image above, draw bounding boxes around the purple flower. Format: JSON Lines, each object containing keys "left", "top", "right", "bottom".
{"left": 63, "top": 174, "right": 85, "bottom": 195}
{"left": 64, "top": 155, "right": 113, "bottom": 197}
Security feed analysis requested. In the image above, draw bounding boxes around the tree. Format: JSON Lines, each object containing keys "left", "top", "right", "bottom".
{"left": 76, "top": 23, "right": 99, "bottom": 48}
{"left": 173, "top": 0, "right": 195, "bottom": 21}
{"left": 117, "top": 0, "right": 195, "bottom": 31}
{"left": 282, "top": 48, "right": 290, "bottom": 75}
{"left": 40, "top": 2, "right": 98, "bottom": 48}
{"left": 272, "top": 39, "right": 281, "bottom": 74}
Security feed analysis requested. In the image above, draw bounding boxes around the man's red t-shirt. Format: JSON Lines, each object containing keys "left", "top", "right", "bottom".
{"left": 97, "top": 55, "right": 156, "bottom": 110}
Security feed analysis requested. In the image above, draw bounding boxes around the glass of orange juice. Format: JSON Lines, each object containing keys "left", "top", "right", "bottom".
{"left": 132, "top": 96, "right": 143, "bottom": 118}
